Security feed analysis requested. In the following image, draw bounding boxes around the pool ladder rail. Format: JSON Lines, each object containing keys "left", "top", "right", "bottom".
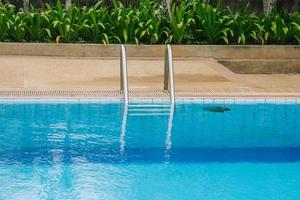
{"left": 120, "top": 45, "right": 129, "bottom": 105}
{"left": 120, "top": 44, "right": 175, "bottom": 105}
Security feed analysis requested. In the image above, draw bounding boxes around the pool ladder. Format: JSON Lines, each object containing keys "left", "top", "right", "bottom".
{"left": 120, "top": 45, "right": 175, "bottom": 158}
{"left": 120, "top": 44, "right": 175, "bottom": 105}
{"left": 120, "top": 102, "right": 174, "bottom": 157}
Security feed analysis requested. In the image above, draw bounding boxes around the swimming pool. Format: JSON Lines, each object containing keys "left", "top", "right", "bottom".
{"left": 0, "top": 99, "right": 300, "bottom": 200}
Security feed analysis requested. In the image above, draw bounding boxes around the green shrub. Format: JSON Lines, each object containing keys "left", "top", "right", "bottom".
{"left": 137, "top": 0, "right": 169, "bottom": 44}
{"left": 7, "top": 10, "right": 26, "bottom": 42}
{"left": 0, "top": 0, "right": 299, "bottom": 45}
{"left": 290, "top": 13, "right": 300, "bottom": 44}
{"left": 81, "top": 2, "right": 110, "bottom": 44}
{"left": 25, "top": 7, "right": 52, "bottom": 42}
{"left": 226, "top": 4, "right": 258, "bottom": 45}
{"left": 48, "top": 1, "right": 83, "bottom": 42}
{"left": 192, "top": 1, "right": 232, "bottom": 44}
{"left": 0, "top": 4, "right": 14, "bottom": 41}
{"left": 169, "top": 0, "right": 194, "bottom": 44}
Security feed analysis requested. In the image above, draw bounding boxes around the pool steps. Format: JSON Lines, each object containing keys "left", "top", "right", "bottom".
{"left": 128, "top": 104, "right": 171, "bottom": 107}
{"left": 127, "top": 104, "right": 171, "bottom": 116}
{"left": 120, "top": 103, "right": 175, "bottom": 155}
{"left": 128, "top": 113, "right": 170, "bottom": 116}
{"left": 128, "top": 108, "right": 170, "bottom": 112}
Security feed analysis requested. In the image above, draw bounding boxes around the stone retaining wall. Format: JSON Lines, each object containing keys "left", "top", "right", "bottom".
{"left": 0, "top": 43, "right": 299, "bottom": 73}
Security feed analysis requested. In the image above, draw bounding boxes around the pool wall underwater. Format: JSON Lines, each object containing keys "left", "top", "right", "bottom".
{"left": 0, "top": 98, "right": 300, "bottom": 200}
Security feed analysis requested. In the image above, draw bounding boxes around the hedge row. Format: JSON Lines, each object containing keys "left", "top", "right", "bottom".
{"left": 0, "top": 0, "right": 299, "bottom": 44}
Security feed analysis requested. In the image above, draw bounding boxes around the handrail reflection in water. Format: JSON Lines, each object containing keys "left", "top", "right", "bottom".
{"left": 119, "top": 103, "right": 175, "bottom": 161}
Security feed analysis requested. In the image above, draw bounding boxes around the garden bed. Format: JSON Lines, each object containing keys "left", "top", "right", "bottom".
{"left": 0, "top": 0, "right": 299, "bottom": 45}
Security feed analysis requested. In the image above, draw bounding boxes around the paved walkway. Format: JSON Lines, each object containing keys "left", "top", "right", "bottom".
{"left": 1, "top": 55, "right": 300, "bottom": 98}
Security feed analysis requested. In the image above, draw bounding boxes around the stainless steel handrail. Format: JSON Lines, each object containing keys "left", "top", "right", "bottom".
{"left": 164, "top": 44, "right": 175, "bottom": 104}
{"left": 121, "top": 44, "right": 174, "bottom": 104}
{"left": 120, "top": 44, "right": 129, "bottom": 104}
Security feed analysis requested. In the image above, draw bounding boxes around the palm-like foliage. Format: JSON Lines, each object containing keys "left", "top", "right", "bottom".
{"left": 135, "top": 0, "right": 169, "bottom": 44}
{"left": 169, "top": 0, "right": 194, "bottom": 44}
{"left": 24, "top": 7, "right": 52, "bottom": 42}
{"left": 192, "top": 1, "right": 232, "bottom": 44}
{"left": 0, "top": 4, "right": 14, "bottom": 41}
{"left": 262, "top": 11, "right": 290, "bottom": 44}
{"left": 82, "top": 2, "right": 110, "bottom": 44}
{"left": 108, "top": 1, "right": 140, "bottom": 44}
{"left": 0, "top": 0, "right": 299, "bottom": 45}
{"left": 227, "top": 5, "right": 258, "bottom": 45}
{"left": 290, "top": 13, "right": 300, "bottom": 44}
{"left": 48, "top": 1, "right": 82, "bottom": 42}
{"left": 7, "top": 10, "right": 26, "bottom": 41}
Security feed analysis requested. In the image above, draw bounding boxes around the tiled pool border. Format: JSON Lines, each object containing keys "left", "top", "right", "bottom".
{"left": 0, "top": 98, "right": 299, "bottom": 104}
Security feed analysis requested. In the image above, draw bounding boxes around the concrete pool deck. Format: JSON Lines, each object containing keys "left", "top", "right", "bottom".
{"left": 1, "top": 54, "right": 300, "bottom": 98}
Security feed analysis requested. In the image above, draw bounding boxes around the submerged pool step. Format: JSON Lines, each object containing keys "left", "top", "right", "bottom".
{"left": 127, "top": 104, "right": 172, "bottom": 117}
{"left": 128, "top": 104, "right": 171, "bottom": 108}
{"left": 129, "top": 108, "right": 170, "bottom": 112}
{"left": 128, "top": 112, "right": 170, "bottom": 116}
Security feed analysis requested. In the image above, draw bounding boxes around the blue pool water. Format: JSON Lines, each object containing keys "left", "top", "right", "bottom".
{"left": 0, "top": 100, "right": 300, "bottom": 200}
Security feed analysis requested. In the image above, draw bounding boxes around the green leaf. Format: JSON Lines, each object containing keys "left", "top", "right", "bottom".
{"left": 241, "top": 33, "right": 246, "bottom": 44}
{"left": 44, "top": 28, "right": 52, "bottom": 39}
{"left": 265, "top": 32, "right": 269, "bottom": 41}
{"left": 295, "top": 35, "right": 300, "bottom": 45}
{"left": 123, "top": 29, "right": 127, "bottom": 43}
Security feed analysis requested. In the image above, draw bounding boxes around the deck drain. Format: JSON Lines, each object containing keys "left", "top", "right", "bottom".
{"left": 203, "top": 106, "right": 230, "bottom": 113}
